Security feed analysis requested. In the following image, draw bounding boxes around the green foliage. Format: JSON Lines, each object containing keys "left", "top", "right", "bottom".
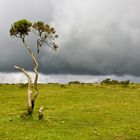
{"left": 0, "top": 84, "right": 139, "bottom": 139}
{"left": 10, "top": 19, "right": 59, "bottom": 52}
{"left": 60, "top": 84, "right": 67, "bottom": 88}
{"left": 32, "top": 21, "right": 59, "bottom": 52}
{"left": 100, "top": 78, "right": 112, "bottom": 84}
{"left": 68, "top": 81, "right": 81, "bottom": 85}
{"left": 120, "top": 80, "right": 130, "bottom": 85}
{"left": 101, "top": 78, "right": 130, "bottom": 87}
{"left": 120, "top": 80, "right": 130, "bottom": 87}
{"left": 32, "top": 21, "right": 57, "bottom": 36}
{"left": 19, "top": 83, "right": 28, "bottom": 89}
{"left": 111, "top": 80, "right": 120, "bottom": 85}
{"left": 10, "top": 19, "right": 32, "bottom": 39}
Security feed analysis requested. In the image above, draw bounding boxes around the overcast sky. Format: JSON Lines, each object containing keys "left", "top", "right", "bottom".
{"left": 0, "top": 0, "right": 140, "bottom": 83}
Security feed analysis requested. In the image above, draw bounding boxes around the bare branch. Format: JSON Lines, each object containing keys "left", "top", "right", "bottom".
{"left": 14, "top": 65, "right": 32, "bottom": 111}
{"left": 14, "top": 65, "right": 32, "bottom": 84}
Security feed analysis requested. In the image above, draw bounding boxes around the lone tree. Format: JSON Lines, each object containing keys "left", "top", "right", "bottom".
{"left": 10, "top": 19, "right": 58, "bottom": 118}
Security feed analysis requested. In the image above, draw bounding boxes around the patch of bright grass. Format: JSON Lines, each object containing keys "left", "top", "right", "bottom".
{"left": 0, "top": 84, "right": 140, "bottom": 140}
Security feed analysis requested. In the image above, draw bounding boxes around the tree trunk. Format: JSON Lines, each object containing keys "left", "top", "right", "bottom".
{"left": 15, "top": 39, "right": 40, "bottom": 116}
{"left": 22, "top": 40, "right": 39, "bottom": 110}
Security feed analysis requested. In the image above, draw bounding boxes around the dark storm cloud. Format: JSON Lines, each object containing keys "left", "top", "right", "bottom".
{"left": 1, "top": 0, "right": 140, "bottom": 76}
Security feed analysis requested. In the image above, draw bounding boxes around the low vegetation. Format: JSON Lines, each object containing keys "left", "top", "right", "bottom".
{"left": 100, "top": 78, "right": 130, "bottom": 87}
{"left": 0, "top": 84, "right": 140, "bottom": 140}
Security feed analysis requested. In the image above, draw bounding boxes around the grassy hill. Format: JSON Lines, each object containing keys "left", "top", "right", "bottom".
{"left": 0, "top": 84, "right": 140, "bottom": 140}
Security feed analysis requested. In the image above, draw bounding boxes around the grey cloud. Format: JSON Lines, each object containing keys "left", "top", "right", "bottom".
{"left": 1, "top": 72, "right": 140, "bottom": 83}
{"left": 1, "top": 0, "right": 140, "bottom": 76}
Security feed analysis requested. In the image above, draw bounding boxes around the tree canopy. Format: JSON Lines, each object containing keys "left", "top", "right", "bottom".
{"left": 10, "top": 19, "right": 32, "bottom": 39}
{"left": 10, "top": 19, "right": 58, "bottom": 52}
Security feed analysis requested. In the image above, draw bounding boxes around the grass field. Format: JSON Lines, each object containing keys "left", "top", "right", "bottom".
{"left": 0, "top": 84, "right": 140, "bottom": 140}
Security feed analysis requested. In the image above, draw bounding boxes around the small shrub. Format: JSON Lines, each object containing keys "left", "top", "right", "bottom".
{"left": 47, "top": 83, "right": 59, "bottom": 85}
{"left": 68, "top": 81, "right": 81, "bottom": 85}
{"left": 120, "top": 80, "right": 130, "bottom": 87}
{"left": 60, "top": 84, "right": 66, "bottom": 88}
{"left": 100, "top": 78, "right": 112, "bottom": 85}
{"left": 111, "top": 80, "right": 120, "bottom": 85}
{"left": 19, "top": 83, "right": 28, "bottom": 88}
{"left": 100, "top": 78, "right": 130, "bottom": 87}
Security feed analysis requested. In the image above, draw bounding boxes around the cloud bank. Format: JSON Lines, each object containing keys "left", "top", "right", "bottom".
{"left": 0, "top": 0, "right": 140, "bottom": 77}
{"left": 1, "top": 72, "right": 140, "bottom": 84}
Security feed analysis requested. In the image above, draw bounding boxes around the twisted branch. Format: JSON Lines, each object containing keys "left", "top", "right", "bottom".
{"left": 14, "top": 65, "right": 32, "bottom": 111}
